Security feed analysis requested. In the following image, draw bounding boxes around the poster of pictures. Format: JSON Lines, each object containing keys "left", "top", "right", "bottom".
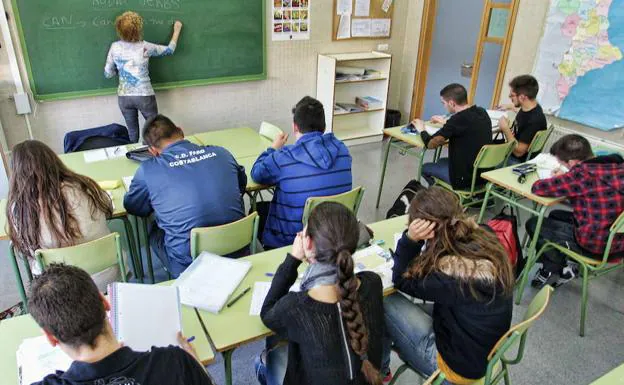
{"left": 273, "top": 0, "right": 310, "bottom": 41}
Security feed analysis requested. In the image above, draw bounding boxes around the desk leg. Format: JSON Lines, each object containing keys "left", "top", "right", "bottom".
{"left": 120, "top": 216, "right": 143, "bottom": 283}
{"left": 515, "top": 205, "right": 547, "bottom": 304}
{"left": 478, "top": 183, "right": 494, "bottom": 223}
{"left": 223, "top": 349, "right": 234, "bottom": 385}
{"left": 375, "top": 138, "right": 392, "bottom": 208}
{"left": 141, "top": 217, "right": 155, "bottom": 284}
{"left": 8, "top": 243, "right": 28, "bottom": 311}
{"left": 416, "top": 147, "right": 427, "bottom": 182}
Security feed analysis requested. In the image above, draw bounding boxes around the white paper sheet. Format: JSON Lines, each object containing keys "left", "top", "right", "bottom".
{"left": 424, "top": 124, "right": 441, "bottom": 136}
{"left": 83, "top": 149, "right": 108, "bottom": 163}
{"left": 105, "top": 146, "right": 128, "bottom": 159}
{"left": 371, "top": 18, "right": 391, "bottom": 37}
{"left": 354, "top": 0, "right": 370, "bottom": 16}
{"left": 394, "top": 233, "right": 402, "bottom": 251}
{"left": 351, "top": 19, "right": 372, "bottom": 37}
{"left": 122, "top": 176, "right": 134, "bottom": 191}
{"left": 337, "top": 13, "right": 351, "bottom": 39}
{"left": 487, "top": 109, "right": 507, "bottom": 120}
{"left": 17, "top": 336, "right": 73, "bottom": 385}
{"left": 249, "top": 281, "right": 272, "bottom": 316}
{"left": 337, "top": 0, "right": 352, "bottom": 15}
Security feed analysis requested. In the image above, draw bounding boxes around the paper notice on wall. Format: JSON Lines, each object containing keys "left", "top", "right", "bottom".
{"left": 272, "top": 0, "right": 311, "bottom": 41}
{"left": 354, "top": 0, "right": 370, "bottom": 17}
{"left": 337, "top": 0, "right": 352, "bottom": 15}
{"left": 381, "top": 0, "right": 393, "bottom": 13}
{"left": 371, "top": 18, "right": 391, "bottom": 37}
{"left": 351, "top": 18, "right": 371, "bottom": 37}
{"left": 337, "top": 13, "right": 351, "bottom": 39}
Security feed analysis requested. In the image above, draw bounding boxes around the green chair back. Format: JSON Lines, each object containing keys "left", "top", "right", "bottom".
{"left": 526, "top": 124, "right": 554, "bottom": 160}
{"left": 191, "top": 212, "right": 259, "bottom": 258}
{"left": 474, "top": 140, "right": 517, "bottom": 170}
{"left": 35, "top": 233, "right": 126, "bottom": 282}
{"left": 259, "top": 121, "right": 284, "bottom": 141}
{"left": 481, "top": 286, "right": 553, "bottom": 384}
{"left": 302, "top": 187, "right": 365, "bottom": 226}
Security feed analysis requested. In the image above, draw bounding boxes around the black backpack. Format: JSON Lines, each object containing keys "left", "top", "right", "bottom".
{"left": 385, "top": 180, "right": 426, "bottom": 219}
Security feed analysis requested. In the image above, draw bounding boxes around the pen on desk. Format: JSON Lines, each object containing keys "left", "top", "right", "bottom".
{"left": 226, "top": 286, "right": 251, "bottom": 308}
{"left": 265, "top": 272, "right": 274, "bottom": 277}
{"left": 187, "top": 336, "right": 195, "bottom": 343}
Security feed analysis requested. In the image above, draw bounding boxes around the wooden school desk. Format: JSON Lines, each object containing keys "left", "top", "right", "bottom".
{"left": 194, "top": 127, "right": 272, "bottom": 159}
{"left": 476, "top": 165, "right": 565, "bottom": 304}
{"left": 195, "top": 215, "right": 408, "bottom": 385}
{"left": 0, "top": 308, "right": 214, "bottom": 385}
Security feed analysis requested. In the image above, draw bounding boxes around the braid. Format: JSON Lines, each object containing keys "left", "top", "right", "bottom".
{"left": 336, "top": 250, "right": 381, "bottom": 385}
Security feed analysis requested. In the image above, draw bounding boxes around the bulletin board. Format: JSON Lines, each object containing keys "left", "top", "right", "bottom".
{"left": 332, "top": 0, "right": 395, "bottom": 41}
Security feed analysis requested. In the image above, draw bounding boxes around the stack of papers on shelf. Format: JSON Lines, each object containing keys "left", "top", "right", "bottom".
{"left": 173, "top": 252, "right": 252, "bottom": 313}
{"left": 335, "top": 103, "right": 364, "bottom": 114}
{"left": 16, "top": 336, "right": 73, "bottom": 385}
{"left": 335, "top": 69, "right": 385, "bottom": 82}
{"left": 356, "top": 96, "right": 383, "bottom": 110}
{"left": 336, "top": 66, "right": 366, "bottom": 76}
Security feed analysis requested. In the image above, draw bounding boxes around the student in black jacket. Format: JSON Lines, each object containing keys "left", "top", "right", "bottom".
{"left": 28, "top": 264, "right": 215, "bottom": 385}
{"left": 257, "top": 202, "right": 384, "bottom": 385}
{"left": 383, "top": 187, "right": 514, "bottom": 384}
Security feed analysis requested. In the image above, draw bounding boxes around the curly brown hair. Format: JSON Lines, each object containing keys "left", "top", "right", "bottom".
{"left": 405, "top": 187, "right": 515, "bottom": 300}
{"left": 307, "top": 202, "right": 382, "bottom": 385}
{"left": 116, "top": 11, "right": 143, "bottom": 42}
{"left": 7, "top": 140, "right": 113, "bottom": 258}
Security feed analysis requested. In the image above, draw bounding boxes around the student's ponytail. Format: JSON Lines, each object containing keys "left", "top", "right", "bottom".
{"left": 336, "top": 249, "right": 382, "bottom": 385}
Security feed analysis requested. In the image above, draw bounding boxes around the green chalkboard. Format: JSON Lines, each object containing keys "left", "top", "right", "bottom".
{"left": 12, "top": 0, "right": 266, "bottom": 101}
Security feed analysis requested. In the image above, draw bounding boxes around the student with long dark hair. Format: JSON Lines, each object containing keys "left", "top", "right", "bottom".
{"left": 7, "top": 140, "right": 118, "bottom": 290}
{"left": 383, "top": 187, "right": 514, "bottom": 384}
{"left": 257, "top": 202, "right": 384, "bottom": 385}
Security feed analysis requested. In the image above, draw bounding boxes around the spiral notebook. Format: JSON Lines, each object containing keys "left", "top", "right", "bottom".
{"left": 173, "top": 251, "right": 252, "bottom": 313}
{"left": 108, "top": 283, "right": 181, "bottom": 351}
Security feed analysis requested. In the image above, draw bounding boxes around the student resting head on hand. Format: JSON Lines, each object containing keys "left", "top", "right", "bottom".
{"left": 257, "top": 202, "right": 384, "bottom": 385}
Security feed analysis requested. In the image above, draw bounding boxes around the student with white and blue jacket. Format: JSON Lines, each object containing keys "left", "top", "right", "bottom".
{"left": 251, "top": 96, "right": 353, "bottom": 249}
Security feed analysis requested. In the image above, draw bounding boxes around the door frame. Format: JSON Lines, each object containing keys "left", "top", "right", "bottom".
{"left": 409, "top": 0, "right": 520, "bottom": 120}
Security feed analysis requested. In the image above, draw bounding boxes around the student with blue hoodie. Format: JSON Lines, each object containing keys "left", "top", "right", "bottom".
{"left": 124, "top": 115, "right": 246, "bottom": 277}
{"left": 251, "top": 96, "right": 353, "bottom": 249}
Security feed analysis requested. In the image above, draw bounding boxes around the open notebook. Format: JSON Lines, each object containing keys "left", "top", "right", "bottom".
{"left": 109, "top": 282, "right": 181, "bottom": 352}
{"left": 17, "top": 336, "right": 73, "bottom": 385}
{"left": 173, "top": 252, "right": 252, "bottom": 313}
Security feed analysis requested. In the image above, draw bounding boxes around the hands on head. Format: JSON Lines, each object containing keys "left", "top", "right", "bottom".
{"left": 407, "top": 218, "right": 436, "bottom": 242}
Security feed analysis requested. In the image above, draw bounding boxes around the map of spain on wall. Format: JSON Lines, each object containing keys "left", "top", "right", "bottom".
{"left": 533, "top": 0, "right": 624, "bottom": 131}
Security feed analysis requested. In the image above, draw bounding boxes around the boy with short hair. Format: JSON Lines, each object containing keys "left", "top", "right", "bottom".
{"left": 527, "top": 134, "right": 624, "bottom": 288}
{"left": 498, "top": 75, "right": 548, "bottom": 163}
{"left": 413, "top": 83, "right": 492, "bottom": 189}
{"left": 29, "top": 263, "right": 215, "bottom": 385}
{"left": 124, "top": 114, "right": 247, "bottom": 277}
{"left": 251, "top": 96, "right": 352, "bottom": 249}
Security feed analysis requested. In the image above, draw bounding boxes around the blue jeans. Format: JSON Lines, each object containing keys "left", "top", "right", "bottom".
{"left": 118, "top": 95, "right": 158, "bottom": 143}
{"left": 148, "top": 224, "right": 186, "bottom": 278}
{"left": 255, "top": 337, "right": 288, "bottom": 385}
{"left": 383, "top": 294, "right": 448, "bottom": 383}
{"left": 422, "top": 158, "right": 451, "bottom": 187}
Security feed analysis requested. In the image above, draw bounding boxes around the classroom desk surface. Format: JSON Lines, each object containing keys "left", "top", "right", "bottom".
{"left": 196, "top": 215, "right": 407, "bottom": 353}
{"left": 0, "top": 315, "right": 46, "bottom": 385}
{"left": 156, "top": 281, "right": 215, "bottom": 365}
{"left": 195, "top": 127, "right": 271, "bottom": 159}
{"left": 383, "top": 126, "right": 426, "bottom": 148}
{"left": 237, "top": 155, "right": 270, "bottom": 192}
{"left": 590, "top": 363, "right": 624, "bottom": 384}
{"left": 480, "top": 166, "right": 565, "bottom": 207}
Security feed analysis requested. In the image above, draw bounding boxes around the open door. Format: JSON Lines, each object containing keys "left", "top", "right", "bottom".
{"left": 410, "top": 0, "right": 520, "bottom": 120}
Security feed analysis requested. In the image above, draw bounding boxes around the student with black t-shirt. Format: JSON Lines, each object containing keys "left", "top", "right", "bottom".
{"left": 28, "top": 264, "right": 215, "bottom": 385}
{"left": 412, "top": 83, "right": 492, "bottom": 189}
{"left": 498, "top": 74, "right": 548, "bottom": 164}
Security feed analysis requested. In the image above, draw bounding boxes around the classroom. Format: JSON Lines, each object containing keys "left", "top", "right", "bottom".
{"left": 0, "top": 1, "right": 623, "bottom": 384}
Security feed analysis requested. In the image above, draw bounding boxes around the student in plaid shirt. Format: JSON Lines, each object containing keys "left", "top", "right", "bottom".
{"left": 527, "top": 134, "right": 624, "bottom": 288}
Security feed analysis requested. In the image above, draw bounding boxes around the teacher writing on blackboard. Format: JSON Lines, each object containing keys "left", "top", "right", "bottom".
{"left": 104, "top": 11, "right": 183, "bottom": 143}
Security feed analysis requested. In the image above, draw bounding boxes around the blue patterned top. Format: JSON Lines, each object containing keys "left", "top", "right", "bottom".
{"left": 104, "top": 40, "right": 176, "bottom": 96}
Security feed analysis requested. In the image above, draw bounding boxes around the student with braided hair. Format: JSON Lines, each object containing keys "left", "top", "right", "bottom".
{"left": 382, "top": 187, "right": 514, "bottom": 384}
{"left": 257, "top": 202, "right": 384, "bottom": 385}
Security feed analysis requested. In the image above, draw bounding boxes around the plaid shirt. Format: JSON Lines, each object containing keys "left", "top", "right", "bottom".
{"left": 531, "top": 155, "right": 624, "bottom": 255}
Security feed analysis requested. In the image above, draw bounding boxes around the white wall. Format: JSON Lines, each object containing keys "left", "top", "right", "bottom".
{"left": 0, "top": 0, "right": 423, "bottom": 153}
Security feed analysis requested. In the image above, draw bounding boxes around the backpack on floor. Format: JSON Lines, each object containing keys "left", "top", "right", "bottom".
{"left": 385, "top": 180, "right": 426, "bottom": 219}
{"left": 486, "top": 207, "right": 525, "bottom": 278}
